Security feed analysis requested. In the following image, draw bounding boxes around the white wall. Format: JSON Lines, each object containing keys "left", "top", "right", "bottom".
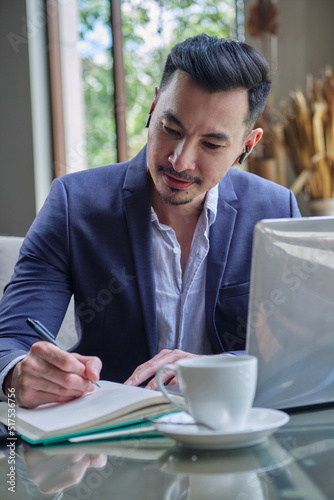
{"left": 0, "top": 0, "right": 37, "bottom": 236}
{"left": 0, "top": 0, "right": 86, "bottom": 236}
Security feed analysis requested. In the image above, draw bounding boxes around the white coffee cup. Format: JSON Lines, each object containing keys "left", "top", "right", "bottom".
{"left": 156, "top": 355, "right": 258, "bottom": 431}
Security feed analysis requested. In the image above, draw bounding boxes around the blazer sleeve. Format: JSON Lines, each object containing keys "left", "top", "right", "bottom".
{"left": 0, "top": 178, "right": 72, "bottom": 373}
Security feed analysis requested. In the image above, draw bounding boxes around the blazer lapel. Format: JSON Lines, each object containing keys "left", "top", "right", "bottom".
{"left": 206, "top": 170, "right": 238, "bottom": 351}
{"left": 123, "top": 147, "right": 158, "bottom": 357}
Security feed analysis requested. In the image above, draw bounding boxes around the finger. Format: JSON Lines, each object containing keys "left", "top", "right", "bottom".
{"left": 146, "top": 373, "right": 177, "bottom": 391}
{"left": 19, "top": 351, "right": 94, "bottom": 392}
{"left": 72, "top": 353, "right": 102, "bottom": 382}
{"left": 37, "top": 455, "right": 91, "bottom": 494}
{"left": 166, "top": 376, "right": 178, "bottom": 386}
{"left": 16, "top": 388, "right": 82, "bottom": 409}
{"left": 29, "top": 373, "right": 93, "bottom": 396}
{"left": 32, "top": 346, "right": 102, "bottom": 391}
{"left": 16, "top": 366, "right": 92, "bottom": 408}
{"left": 24, "top": 451, "right": 86, "bottom": 483}
{"left": 88, "top": 454, "right": 108, "bottom": 469}
{"left": 15, "top": 357, "right": 94, "bottom": 408}
{"left": 124, "top": 349, "right": 197, "bottom": 387}
{"left": 124, "top": 349, "right": 174, "bottom": 387}
{"left": 30, "top": 342, "right": 87, "bottom": 376}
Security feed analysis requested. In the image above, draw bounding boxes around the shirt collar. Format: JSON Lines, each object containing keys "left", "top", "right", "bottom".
{"left": 204, "top": 184, "right": 218, "bottom": 227}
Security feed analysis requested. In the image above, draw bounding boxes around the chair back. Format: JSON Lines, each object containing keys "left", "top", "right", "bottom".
{"left": 0, "top": 235, "right": 77, "bottom": 350}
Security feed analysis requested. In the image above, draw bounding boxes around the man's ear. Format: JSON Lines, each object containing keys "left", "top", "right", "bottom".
{"left": 234, "top": 128, "right": 263, "bottom": 164}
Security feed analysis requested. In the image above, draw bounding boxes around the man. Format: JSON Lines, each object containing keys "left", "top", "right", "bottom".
{"left": 0, "top": 34, "right": 300, "bottom": 408}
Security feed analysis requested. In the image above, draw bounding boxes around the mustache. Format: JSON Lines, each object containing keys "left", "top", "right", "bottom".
{"left": 157, "top": 165, "right": 202, "bottom": 185}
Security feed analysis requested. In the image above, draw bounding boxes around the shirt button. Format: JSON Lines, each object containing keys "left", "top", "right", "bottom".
{"left": 173, "top": 247, "right": 179, "bottom": 254}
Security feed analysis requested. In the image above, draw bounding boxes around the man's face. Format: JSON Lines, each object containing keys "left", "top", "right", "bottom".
{"left": 147, "top": 70, "right": 253, "bottom": 208}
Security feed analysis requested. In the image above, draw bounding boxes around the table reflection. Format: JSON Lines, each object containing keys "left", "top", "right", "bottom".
{"left": 158, "top": 439, "right": 290, "bottom": 500}
{"left": 21, "top": 442, "right": 108, "bottom": 495}
{"left": 2, "top": 409, "right": 334, "bottom": 500}
{"left": 8, "top": 436, "right": 292, "bottom": 500}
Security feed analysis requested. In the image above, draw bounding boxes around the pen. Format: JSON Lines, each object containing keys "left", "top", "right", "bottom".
{"left": 26, "top": 318, "right": 101, "bottom": 388}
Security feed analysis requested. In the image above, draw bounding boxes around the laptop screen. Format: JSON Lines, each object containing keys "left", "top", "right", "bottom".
{"left": 246, "top": 216, "right": 334, "bottom": 410}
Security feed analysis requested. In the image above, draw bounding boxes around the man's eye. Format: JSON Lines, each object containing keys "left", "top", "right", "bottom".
{"left": 203, "top": 142, "right": 220, "bottom": 150}
{"left": 163, "top": 125, "right": 179, "bottom": 136}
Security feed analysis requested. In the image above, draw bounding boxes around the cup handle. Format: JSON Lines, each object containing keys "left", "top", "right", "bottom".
{"left": 156, "top": 363, "right": 187, "bottom": 412}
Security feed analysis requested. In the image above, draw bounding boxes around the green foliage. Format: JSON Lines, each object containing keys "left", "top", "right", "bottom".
{"left": 79, "top": 0, "right": 110, "bottom": 32}
{"left": 78, "top": 0, "right": 237, "bottom": 167}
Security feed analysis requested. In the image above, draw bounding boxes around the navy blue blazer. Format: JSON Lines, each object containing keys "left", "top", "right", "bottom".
{"left": 0, "top": 147, "right": 300, "bottom": 382}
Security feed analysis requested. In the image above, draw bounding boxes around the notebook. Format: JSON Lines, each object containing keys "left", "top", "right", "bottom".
{"left": 246, "top": 216, "right": 334, "bottom": 410}
{"left": 0, "top": 381, "right": 178, "bottom": 445}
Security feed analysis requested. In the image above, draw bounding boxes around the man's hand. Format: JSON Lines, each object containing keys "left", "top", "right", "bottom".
{"left": 22, "top": 443, "right": 107, "bottom": 495}
{"left": 4, "top": 341, "right": 102, "bottom": 408}
{"left": 124, "top": 349, "right": 202, "bottom": 390}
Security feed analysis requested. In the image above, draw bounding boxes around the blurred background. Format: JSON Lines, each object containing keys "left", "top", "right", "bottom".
{"left": 1, "top": 0, "right": 334, "bottom": 236}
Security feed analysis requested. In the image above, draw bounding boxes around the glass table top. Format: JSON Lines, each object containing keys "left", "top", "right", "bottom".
{"left": 0, "top": 406, "right": 334, "bottom": 500}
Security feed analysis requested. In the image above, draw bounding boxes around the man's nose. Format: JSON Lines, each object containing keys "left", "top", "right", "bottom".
{"left": 168, "top": 140, "right": 196, "bottom": 172}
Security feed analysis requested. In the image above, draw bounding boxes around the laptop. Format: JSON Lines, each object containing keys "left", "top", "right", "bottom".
{"left": 246, "top": 216, "right": 334, "bottom": 410}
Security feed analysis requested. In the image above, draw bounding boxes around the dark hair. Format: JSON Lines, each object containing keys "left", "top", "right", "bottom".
{"left": 159, "top": 34, "right": 271, "bottom": 130}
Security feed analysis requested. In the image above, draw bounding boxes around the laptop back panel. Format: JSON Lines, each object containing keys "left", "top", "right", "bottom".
{"left": 246, "top": 217, "right": 334, "bottom": 409}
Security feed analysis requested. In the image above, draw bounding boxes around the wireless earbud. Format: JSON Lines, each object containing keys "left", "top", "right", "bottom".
{"left": 145, "top": 92, "right": 158, "bottom": 128}
{"left": 145, "top": 112, "right": 152, "bottom": 128}
{"left": 238, "top": 145, "right": 250, "bottom": 164}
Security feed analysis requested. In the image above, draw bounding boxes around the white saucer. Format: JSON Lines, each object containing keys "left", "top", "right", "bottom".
{"left": 155, "top": 408, "right": 290, "bottom": 450}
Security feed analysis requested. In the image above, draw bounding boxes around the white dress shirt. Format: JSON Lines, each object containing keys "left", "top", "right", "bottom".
{"left": 151, "top": 184, "right": 218, "bottom": 354}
